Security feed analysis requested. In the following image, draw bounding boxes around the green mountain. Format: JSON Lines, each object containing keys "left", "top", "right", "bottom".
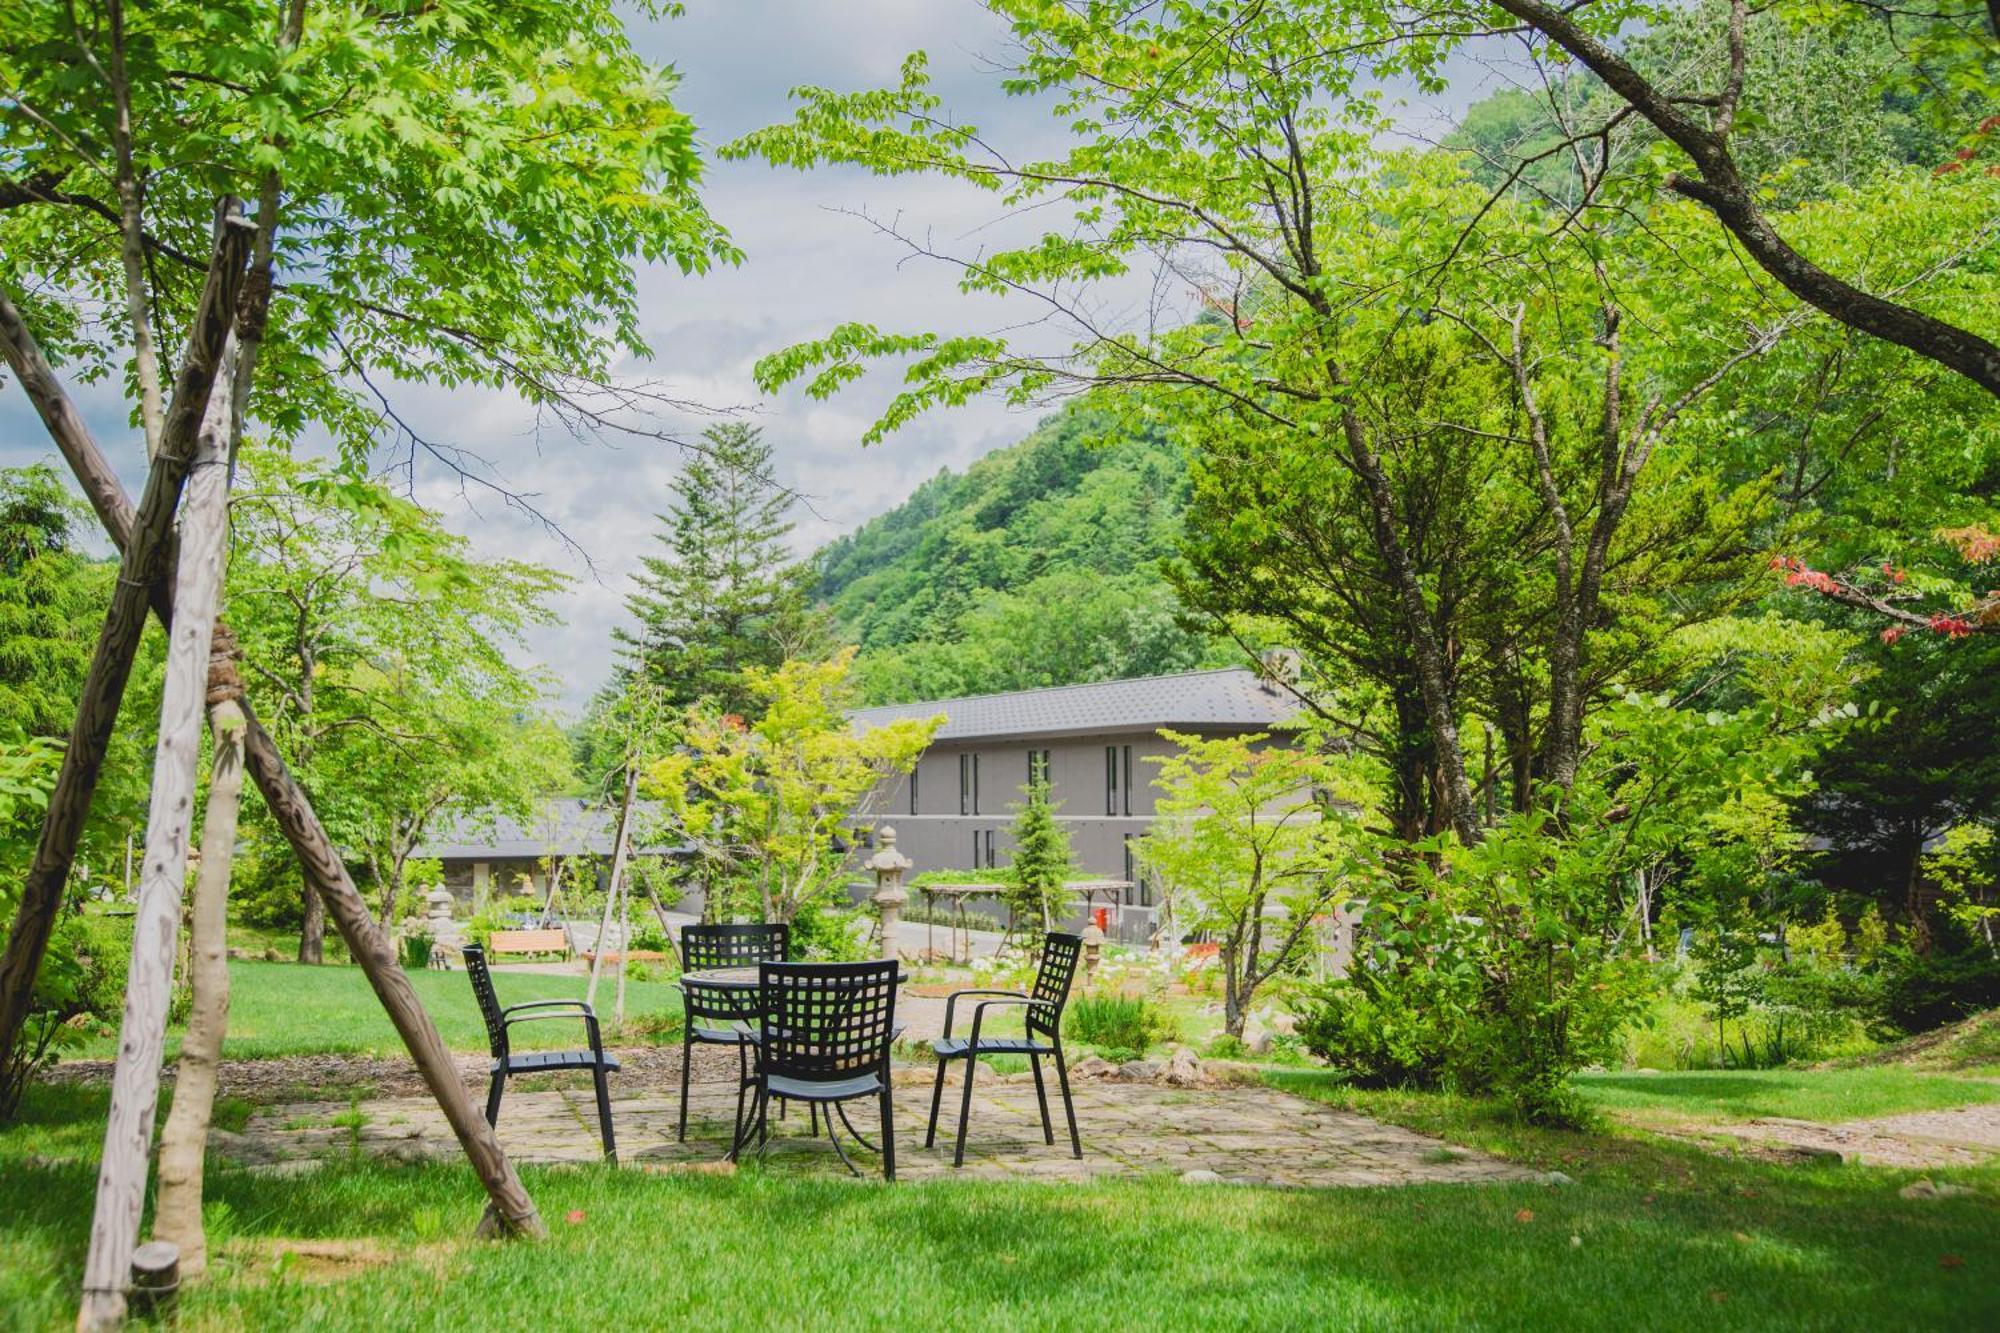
{"left": 813, "top": 404, "right": 1227, "bottom": 704}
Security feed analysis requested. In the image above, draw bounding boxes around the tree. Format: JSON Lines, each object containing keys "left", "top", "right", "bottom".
{"left": 1005, "top": 776, "right": 1075, "bottom": 941}
{"left": 1139, "top": 730, "right": 1361, "bottom": 1040}
{"left": 616, "top": 422, "right": 831, "bottom": 716}
{"left": 1, "top": 0, "right": 738, "bottom": 1277}
{"left": 650, "top": 649, "right": 941, "bottom": 928}
{"left": 226, "top": 446, "right": 569, "bottom": 951}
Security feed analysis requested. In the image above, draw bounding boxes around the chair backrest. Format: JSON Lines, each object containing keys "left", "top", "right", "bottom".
{"left": 757, "top": 960, "right": 899, "bottom": 1085}
{"left": 680, "top": 923, "right": 790, "bottom": 1025}
{"left": 1028, "top": 933, "right": 1083, "bottom": 1040}
{"left": 461, "top": 945, "right": 508, "bottom": 1056}
{"left": 680, "top": 922, "right": 789, "bottom": 970}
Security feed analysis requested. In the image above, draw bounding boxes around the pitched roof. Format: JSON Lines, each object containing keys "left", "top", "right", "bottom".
{"left": 414, "top": 797, "right": 691, "bottom": 860}
{"left": 848, "top": 667, "right": 1303, "bottom": 743}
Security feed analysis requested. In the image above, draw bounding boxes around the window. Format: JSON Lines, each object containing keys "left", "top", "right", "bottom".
{"left": 1122, "top": 745, "right": 1133, "bottom": 817}
{"left": 1105, "top": 745, "right": 1119, "bottom": 816}
{"left": 909, "top": 762, "right": 919, "bottom": 816}
{"left": 984, "top": 828, "right": 996, "bottom": 868}
{"left": 973, "top": 753, "right": 981, "bottom": 814}
{"left": 1028, "top": 748, "right": 1050, "bottom": 790}
{"left": 1123, "top": 835, "right": 1137, "bottom": 905}
{"left": 959, "top": 754, "right": 971, "bottom": 816}
{"left": 971, "top": 830, "right": 981, "bottom": 868}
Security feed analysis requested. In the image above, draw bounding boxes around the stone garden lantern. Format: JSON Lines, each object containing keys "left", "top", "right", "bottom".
{"left": 1080, "top": 918, "right": 1106, "bottom": 981}
{"left": 865, "top": 825, "right": 913, "bottom": 956}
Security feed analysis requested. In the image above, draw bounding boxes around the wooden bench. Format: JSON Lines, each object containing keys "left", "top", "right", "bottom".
{"left": 485, "top": 928, "right": 571, "bottom": 960}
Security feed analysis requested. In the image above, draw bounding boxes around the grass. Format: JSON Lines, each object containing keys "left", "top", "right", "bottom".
{"left": 4, "top": 1072, "right": 1997, "bottom": 1331}
{"left": 1571, "top": 1068, "right": 2000, "bottom": 1130}
{"left": 73, "top": 961, "right": 685, "bottom": 1062}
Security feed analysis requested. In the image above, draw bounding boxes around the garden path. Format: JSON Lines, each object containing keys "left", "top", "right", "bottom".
{"left": 1704, "top": 1101, "right": 2000, "bottom": 1169}
{"left": 221, "top": 1063, "right": 1537, "bottom": 1188}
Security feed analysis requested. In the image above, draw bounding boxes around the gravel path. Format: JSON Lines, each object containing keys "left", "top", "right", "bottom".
{"left": 1707, "top": 1101, "right": 2000, "bottom": 1168}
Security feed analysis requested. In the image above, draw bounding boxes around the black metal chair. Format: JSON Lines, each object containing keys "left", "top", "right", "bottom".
{"left": 927, "top": 932, "right": 1083, "bottom": 1167}
{"left": 462, "top": 944, "right": 619, "bottom": 1161}
{"left": 745, "top": 959, "right": 901, "bottom": 1180}
{"left": 677, "top": 923, "right": 790, "bottom": 1144}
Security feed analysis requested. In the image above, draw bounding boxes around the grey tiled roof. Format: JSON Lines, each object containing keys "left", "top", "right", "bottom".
{"left": 414, "top": 797, "right": 691, "bottom": 860}
{"left": 849, "top": 667, "right": 1303, "bottom": 742}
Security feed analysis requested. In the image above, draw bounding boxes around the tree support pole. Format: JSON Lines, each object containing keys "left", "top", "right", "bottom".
{"left": 587, "top": 764, "right": 641, "bottom": 1009}
{"left": 79, "top": 334, "right": 240, "bottom": 1331}
{"left": 0, "top": 227, "right": 544, "bottom": 1285}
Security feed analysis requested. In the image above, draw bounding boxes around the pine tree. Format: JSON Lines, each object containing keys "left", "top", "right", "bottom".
{"left": 1007, "top": 778, "right": 1076, "bottom": 941}
{"left": 616, "top": 423, "right": 831, "bottom": 716}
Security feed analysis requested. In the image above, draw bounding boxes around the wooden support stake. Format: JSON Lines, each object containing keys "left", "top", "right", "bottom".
{"left": 78, "top": 336, "right": 238, "bottom": 1332}
{"left": 587, "top": 765, "right": 640, "bottom": 1009}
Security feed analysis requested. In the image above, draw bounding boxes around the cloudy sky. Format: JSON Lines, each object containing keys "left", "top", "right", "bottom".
{"left": 1, "top": 2, "right": 1508, "bottom": 714}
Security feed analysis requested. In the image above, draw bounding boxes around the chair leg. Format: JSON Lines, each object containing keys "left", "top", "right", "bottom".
{"left": 677, "top": 1035, "right": 694, "bottom": 1142}
{"left": 485, "top": 1073, "right": 505, "bottom": 1129}
{"left": 1030, "top": 1053, "right": 1054, "bottom": 1145}
{"left": 1053, "top": 1044, "right": 1081, "bottom": 1159}
{"left": 952, "top": 1050, "right": 979, "bottom": 1168}
{"left": 881, "top": 1080, "right": 896, "bottom": 1182}
{"left": 925, "top": 1055, "right": 949, "bottom": 1148}
{"left": 593, "top": 1063, "right": 618, "bottom": 1164}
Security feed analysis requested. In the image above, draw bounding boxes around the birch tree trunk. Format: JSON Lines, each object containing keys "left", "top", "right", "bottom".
{"left": 587, "top": 765, "right": 640, "bottom": 1009}
{"left": 150, "top": 644, "right": 246, "bottom": 1279}
{"left": 78, "top": 339, "right": 238, "bottom": 1332}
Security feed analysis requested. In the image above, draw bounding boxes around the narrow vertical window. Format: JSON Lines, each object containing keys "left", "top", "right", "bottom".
{"left": 909, "top": 762, "right": 919, "bottom": 817}
{"left": 972, "top": 753, "right": 981, "bottom": 815}
{"left": 959, "top": 754, "right": 970, "bottom": 816}
{"left": 1121, "top": 745, "right": 1133, "bottom": 817}
{"left": 1123, "top": 835, "right": 1137, "bottom": 905}
{"left": 1105, "top": 745, "right": 1118, "bottom": 816}
{"left": 971, "top": 831, "right": 981, "bottom": 868}
{"left": 985, "top": 828, "right": 995, "bottom": 869}
{"left": 1028, "top": 748, "right": 1050, "bottom": 790}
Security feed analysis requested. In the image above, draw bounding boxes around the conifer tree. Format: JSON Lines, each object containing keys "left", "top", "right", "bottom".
{"left": 616, "top": 423, "right": 829, "bottom": 716}
{"left": 1007, "top": 777, "right": 1076, "bottom": 941}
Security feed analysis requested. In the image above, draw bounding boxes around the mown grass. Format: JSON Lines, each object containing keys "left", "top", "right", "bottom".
{"left": 73, "top": 961, "right": 685, "bottom": 1062}
{"left": 1570, "top": 1067, "right": 2000, "bottom": 1129}
{"left": 4, "top": 1074, "right": 1997, "bottom": 1331}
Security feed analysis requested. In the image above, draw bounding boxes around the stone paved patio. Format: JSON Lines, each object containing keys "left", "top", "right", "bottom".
{"left": 229, "top": 1064, "right": 1535, "bottom": 1188}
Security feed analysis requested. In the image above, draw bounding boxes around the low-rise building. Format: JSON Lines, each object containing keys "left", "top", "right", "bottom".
{"left": 849, "top": 666, "right": 1304, "bottom": 941}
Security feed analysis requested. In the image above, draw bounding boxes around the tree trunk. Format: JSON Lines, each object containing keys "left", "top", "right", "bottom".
{"left": 298, "top": 872, "right": 326, "bottom": 964}
{"left": 151, "top": 666, "right": 246, "bottom": 1280}
{"left": 78, "top": 337, "right": 238, "bottom": 1332}
{"left": 0, "top": 218, "right": 251, "bottom": 1106}
{"left": 587, "top": 764, "right": 640, "bottom": 1009}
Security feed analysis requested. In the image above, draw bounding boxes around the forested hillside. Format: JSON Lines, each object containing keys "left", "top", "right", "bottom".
{"left": 813, "top": 405, "right": 1229, "bottom": 703}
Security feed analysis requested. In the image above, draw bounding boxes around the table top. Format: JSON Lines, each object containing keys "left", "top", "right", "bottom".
{"left": 680, "top": 965, "right": 909, "bottom": 989}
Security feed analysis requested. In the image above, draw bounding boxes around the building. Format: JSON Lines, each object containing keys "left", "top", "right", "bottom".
{"left": 849, "top": 666, "right": 1304, "bottom": 941}
{"left": 415, "top": 798, "right": 691, "bottom": 910}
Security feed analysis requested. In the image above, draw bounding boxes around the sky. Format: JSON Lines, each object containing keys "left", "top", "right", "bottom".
{"left": 0, "top": 1, "right": 1512, "bottom": 715}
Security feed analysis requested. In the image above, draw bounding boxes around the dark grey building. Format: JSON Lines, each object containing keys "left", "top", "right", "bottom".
{"left": 415, "top": 798, "right": 688, "bottom": 909}
{"left": 850, "top": 667, "right": 1303, "bottom": 941}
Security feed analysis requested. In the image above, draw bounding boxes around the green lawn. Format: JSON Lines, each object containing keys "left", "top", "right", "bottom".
{"left": 1571, "top": 1068, "right": 2000, "bottom": 1129}
{"left": 3, "top": 1077, "right": 1996, "bottom": 1330}
{"left": 76, "top": 961, "right": 685, "bottom": 1062}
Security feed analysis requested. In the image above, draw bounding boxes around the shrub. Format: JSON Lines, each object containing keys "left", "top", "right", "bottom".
{"left": 400, "top": 929, "right": 434, "bottom": 970}
{"left": 1066, "top": 992, "right": 1176, "bottom": 1052}
{"left": 1, "top": 913, "right": 126, "bottom": 1119}
{"left": 1297, "top": 968, "right": 1460, "bottom": 1091}
{"left": 1877, "top": 945, "right": 2000, "bottom": 1034}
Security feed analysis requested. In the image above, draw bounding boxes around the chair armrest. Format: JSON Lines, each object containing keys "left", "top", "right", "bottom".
{"left": 502, "top": 999, "right": 594, "bottom": 1017}
{"left": 942, "top": 988, "right": 1026, "bottom": 1039}
{"left": 504, "top": 1007, "right": 603, "bottom": 1053}
{"left": 968, "top": 995, "right": 1055, "bottom": 1046}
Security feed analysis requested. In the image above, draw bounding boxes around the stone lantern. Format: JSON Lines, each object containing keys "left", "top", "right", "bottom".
{"left": 865, "top": 825, "right": 913, "bottom": 957}
{"left": 1080, "top": 918, "right": 1106, "bottom": 982}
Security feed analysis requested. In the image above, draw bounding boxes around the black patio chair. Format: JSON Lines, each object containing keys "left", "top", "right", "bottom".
{"left": 462, "top": 944, "right": 619, "bottom": 1161}
{"left": 677, "top": 923, "right": 790, "bottom": 1144}
{"left": 745, "top": 959, "right": 901, "bottom": 1180}
{"left": 927, "top": 932, "right": 1083, "bottom": 1167}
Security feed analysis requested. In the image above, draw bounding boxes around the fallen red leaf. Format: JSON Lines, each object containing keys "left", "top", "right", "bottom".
{"left": 1941, "top": 1255, "right": 1965, "bottom": 1270}
{"left": 1514, "top": 1208, "right": 1535, "bottom": 1224}
{"left": 565, "top": 1209, "right": 586, "bottom": 1225}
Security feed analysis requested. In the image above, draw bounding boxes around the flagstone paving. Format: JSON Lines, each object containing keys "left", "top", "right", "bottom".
{"left": 226, "top": 1065, "right": 1536, "bottom": 1188}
